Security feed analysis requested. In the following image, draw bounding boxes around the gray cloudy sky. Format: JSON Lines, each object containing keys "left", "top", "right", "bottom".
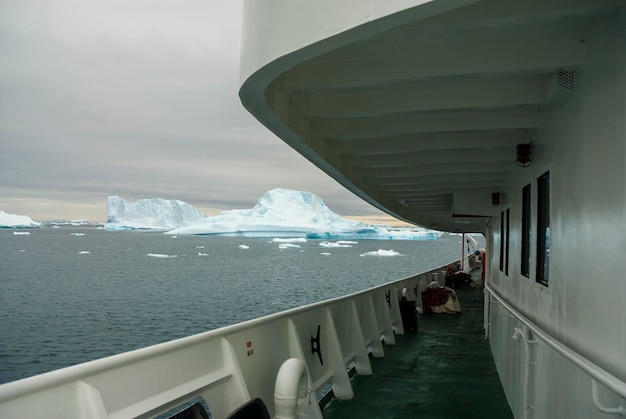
{"left": 0, "top": 0, "right": 392, "bottom": 222}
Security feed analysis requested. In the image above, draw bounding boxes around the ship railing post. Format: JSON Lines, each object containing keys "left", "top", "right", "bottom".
{"left": 348, "top": 300, "right": 372, "bottom": 376}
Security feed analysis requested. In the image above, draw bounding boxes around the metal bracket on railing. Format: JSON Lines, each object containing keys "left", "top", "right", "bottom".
{"left": 385, "top": 290, "right": 391, "bottom": 308}
{"left": 592, "top": 379, "right": 625, "bottom": 416}
{"left": 311, "top": 325, "right": 323, "bottom": 365}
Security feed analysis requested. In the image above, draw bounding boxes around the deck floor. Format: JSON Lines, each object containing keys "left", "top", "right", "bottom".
{"left": 322, "top": 282, "right": 513, "bottom": 419}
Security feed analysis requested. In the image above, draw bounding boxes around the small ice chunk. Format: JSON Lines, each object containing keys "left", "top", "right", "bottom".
{"left": 279, "top": 243, "right": 301, "bottom": 249}
{"left": 198, "top": 252, "right": 208, "bottom": 256}
{"left": 360, "top": 249, "right": 403, "bottom": 257}
{"left": 238, "top": 245, "right": 250, "bottom": 249}
{"left": 320, "top": 252, "right": 332, "bottom": 256}
{"left": 196, "top": 246, "right": 205, "bottom": 248}
{"left": 319, "top": 241, "right": 352, "bottom": 248}
{"left": 13, "top": 232, "right": 31, "bottom": 235}
{"left": 273, "top": 238, "right": 307, "bottom": 243}
{"left": 70, "top": 233, "right": 85, "bottom": 236}
{"left": 78, "top": 251, "right": 90, "bottom": 255}
{"left": 147, "top": 253, "right": 177, "bottom": 258}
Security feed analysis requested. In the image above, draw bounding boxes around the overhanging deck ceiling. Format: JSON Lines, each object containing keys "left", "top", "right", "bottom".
{"left": 240, "top": 0, "right": 626, "bottom": 233}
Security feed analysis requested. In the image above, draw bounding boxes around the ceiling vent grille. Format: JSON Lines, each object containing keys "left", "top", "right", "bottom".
{"left": 557, "top": 70, "right": 576, "bottom": 93}
{"left": 547, "top": 70, "right": 576, "bottom": 108}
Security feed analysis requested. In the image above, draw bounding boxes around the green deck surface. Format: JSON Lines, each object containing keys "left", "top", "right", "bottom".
{"left": 322, "top": 282, "right": 513, "bottom": 419}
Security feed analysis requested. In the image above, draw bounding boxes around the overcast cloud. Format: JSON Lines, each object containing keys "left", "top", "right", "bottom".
{"left": 0, "top": 0, "right": 390, "bottom": 222}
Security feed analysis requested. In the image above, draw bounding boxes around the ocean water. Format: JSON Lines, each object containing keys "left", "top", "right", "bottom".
{"left": 0, "top": 227, "right": 477, "bottom": 384}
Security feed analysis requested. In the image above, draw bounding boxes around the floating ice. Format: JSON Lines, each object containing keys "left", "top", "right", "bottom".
{"left": 166, "top": 189, "right": 443, "bottom": 240}
{"left": 320, "top": 252, "right": 332, "bottom": 256}
{"left": 0, "top": 210, "right": 40, "bottom": 228}
{"left": 147, "top": 253, "right": 177, "bottom": 258}
{"left": 13, "top": 232, "right": 31, "bottom": 235}
{"left": 238, "top": 245, "right": 250, "bottom": 249}
{"left": 105, "top": 196, "right": 208, "bottom": 231}
{"left": 196, "top": 246, "right": 205, "bottom": 249}
{"left": 198, "top": 252, "right": 208, "bottom": 256}
{"left": 279, "top": 243, "right": 301, "bottom": 249}
{"left": 103, "top": 189, "right": 442, "bottom": 240}
{"left": 319, "top": 241, "right": 352, "bottom": 248}
{"left": 78, "top": 251, "right": 90, "bottom": 255}
{"left": 272, "top": 238, "right": 307, "bottom": 243}
{"left": 70, "top": 233, "right": 85, "bottom": 236}
{"left": 360, "top": 249, "right": 403, "bottom": 257}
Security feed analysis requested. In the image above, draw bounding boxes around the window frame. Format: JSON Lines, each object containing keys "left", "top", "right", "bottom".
{"left": 499, "top": 211, "right": 505, "bottom": 272}
{"left": 521, "top": 184, "right": 531, "bottom": 277}
{"left": 505, "top": 208, "right": 510, "bottom": 276}
{"left": 536, "top": 171, "right": 550, "bottom": 286}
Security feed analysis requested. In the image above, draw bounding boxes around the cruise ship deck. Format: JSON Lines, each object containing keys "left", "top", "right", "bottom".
{"left": 323, "top": 282, "right": 513, "bottom": 419}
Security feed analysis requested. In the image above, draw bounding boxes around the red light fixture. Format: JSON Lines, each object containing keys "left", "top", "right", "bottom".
{"left": 516, "top": 143, "right": 533, "bottom": 167}
{"left": 492, "top": 192, "right": 500, "bottom": 207}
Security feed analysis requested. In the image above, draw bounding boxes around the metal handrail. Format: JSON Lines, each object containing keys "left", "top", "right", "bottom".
{"left": 484, "top": 282, "right": 626, "bottom": 404}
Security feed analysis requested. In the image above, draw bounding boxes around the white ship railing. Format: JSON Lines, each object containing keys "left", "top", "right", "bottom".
{"left": 0, "top": 263, "right": 451, "bottom": 419}
{"left": 485, "top": 283, "right": 626, "bottom": 416}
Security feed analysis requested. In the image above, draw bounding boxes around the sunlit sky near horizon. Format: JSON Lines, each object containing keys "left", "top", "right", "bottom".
{"left": 0, "top": 1, "right": 399, "bottom": 224}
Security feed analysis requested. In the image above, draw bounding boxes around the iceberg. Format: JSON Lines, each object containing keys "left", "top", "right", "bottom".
{"left": 104, "top": 189, "right": 442, "bottom": 240}
{"left": 105, "top": 196, "right": 208, "bottom": 231}
{"left": 165, "top": 189, "right": 442, "bottom": 240}
{"left": 0, "top": 210, "right": 40, "bottom": 228}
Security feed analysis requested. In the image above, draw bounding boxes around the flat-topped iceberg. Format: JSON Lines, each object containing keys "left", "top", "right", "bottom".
{"left": 0, "top": 210, "right": 40, "bottom": 228}
{"left": 167, "top": 189, "right": 441, "bottom": 240}
{"left": 105, "top": 196, "right": 208, "bottom": 231}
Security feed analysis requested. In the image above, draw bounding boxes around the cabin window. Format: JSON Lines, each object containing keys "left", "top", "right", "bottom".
{"left": 536, "top": 172, "right": 550, "bottom": 285}
{"left": 505, "top": 208, "right": 510, "bottom": 276}
{"left": 521, "top": 184, "right": 531, "bottom": 277}
{"left": 499, "top": 211, "right": 505, "bottom": 272}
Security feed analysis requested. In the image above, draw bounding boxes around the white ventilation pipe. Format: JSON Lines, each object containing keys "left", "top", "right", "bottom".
{"left": 274, "top": 358, "right": 309, "bottom": 419}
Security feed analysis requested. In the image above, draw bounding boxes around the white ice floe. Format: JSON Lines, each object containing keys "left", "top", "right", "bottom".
{"left": 272, "top": 237, "right": 307, "bottom": 243}
{"left": 198, "top": 252, "right": 208, "bottom": 256}
{"left": 319, "top": 241, "right": 352, "bottom": 248}
{"left": 320, "top": 252, "right": 332, "bottom": 256}
{"left": 13, "top": 232, "right": 31, "bottom": 235}
{"left": 278, "top": 243, "right": 301, "bottom": 249}
{"left": 78, "top": 251, "right": 90, "bottom": 255}
{"left": 360, "top": 249, "right": 403, "bottom": 257}
{"left": 147, "top": 253, "right": 177, "bottom": 258}
{"left": 196, "top": 246, "right": 205, "bottom": 248}
{"left": 238, "top": 245, "right": 250, "bottom": 249}
{"left": 70, "top": 233, "right": 85, "bottom": 236}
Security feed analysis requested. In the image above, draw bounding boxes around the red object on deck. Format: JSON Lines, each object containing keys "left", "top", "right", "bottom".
{"left": 481, "top": 249, "right": 486, "bottom": 281}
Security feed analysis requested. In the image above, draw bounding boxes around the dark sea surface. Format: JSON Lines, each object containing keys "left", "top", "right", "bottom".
{"left": 0, "top": 227, "right": 481, "bottom": 384}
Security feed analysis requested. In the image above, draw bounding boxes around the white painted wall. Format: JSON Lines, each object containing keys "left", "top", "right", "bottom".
{"left": 487, "top": 13, "right": 626, "bottom": 418}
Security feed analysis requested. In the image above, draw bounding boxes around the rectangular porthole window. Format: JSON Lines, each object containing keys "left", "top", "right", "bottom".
{"left": 521, "top": 184, "right": 531, "bottom": 277}
{"left": 536, "top": 172, "right": 550, "bottom": 286}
